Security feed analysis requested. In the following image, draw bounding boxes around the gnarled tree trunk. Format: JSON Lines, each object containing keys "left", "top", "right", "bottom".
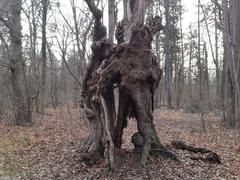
{"left": 80, "top": 0, "right": 115, "bottom": 168}
{"left": 81, "top": 0, "right": 178, "bottom": 170}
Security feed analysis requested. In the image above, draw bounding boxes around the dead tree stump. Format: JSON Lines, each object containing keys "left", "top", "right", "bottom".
{"left": 80, "top": 0, "right": 116, "bottom": 169}
{"left": 98, "top": 18, "right": 179, "bottom": 165}
{"left": 81, "top": 0, "right": 179, "bottom": 169}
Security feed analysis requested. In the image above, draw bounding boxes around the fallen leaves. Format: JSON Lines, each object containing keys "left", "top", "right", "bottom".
{"left": 0, "top": 107, "right": 239, "bottom": 179}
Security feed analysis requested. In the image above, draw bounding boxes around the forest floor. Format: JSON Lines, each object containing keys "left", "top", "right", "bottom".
{"left": 0, "top": 106, "right": 240, "bottom": 180}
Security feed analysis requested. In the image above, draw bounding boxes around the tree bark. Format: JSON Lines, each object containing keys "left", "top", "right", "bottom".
{"left": 222, "top": 0, "right": 240, "bottom": 128}
{"left": 164, "top": 0, "right": 173, "bottom": 109}
{"left": 233, "top": 0, "right": 240, "bottom": 128}
{"left": 81, "top": 0, "right": 178, "bottom": 169}
{"left": 178, "top": 0, "right": 184, "bottom": 108}
{"left": 123, "top": 0, "right": 128, "bottom": 19}
{"left": 81, "top": 0, "right": 114, "bottom": 169}
{"left": 39, "top": 0, "right": 48, "bottom": 113}
{"left": 108, "top": 0, "right": 115, "bottom": 43}
{"left": 9, "top": 0, "right": 32, "bottom": 125}
{"left": 214, "top": 0, "right": 220, "bottom": 99}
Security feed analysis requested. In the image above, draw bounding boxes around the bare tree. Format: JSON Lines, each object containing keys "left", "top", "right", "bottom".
{"left": 108, "top": 0, "right": 115, "bottom": 43}
{"left": 57, "top": 1, "right": 93, "bottom": 106}
{"left": 39, "top": 0, "right": 49, "bottom": 113}
{"left": 0, "top": 0, "right": 32, "bottom": 125}
{"left": 222, "top": 0, "right": 240, "bottom": 128}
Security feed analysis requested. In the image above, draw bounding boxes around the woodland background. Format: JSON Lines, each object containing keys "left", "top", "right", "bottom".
{"left": 0, "top": 0, "right": 240, "bottom": 179}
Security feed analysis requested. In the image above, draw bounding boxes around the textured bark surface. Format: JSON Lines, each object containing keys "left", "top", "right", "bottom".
{"left": 81, "top": 0, "right": 178, "bottom": 169}
{"left": 99, "top": 16, "right": 180, "bottom": 166}
{"left": 80, "top": 0, "right": 115, "bottom": 169}
{"left": 9, "top": 0, "right": 32, "bottom": 125}
{"left": 39, "top": 0, "right": 48, "bottom": 113}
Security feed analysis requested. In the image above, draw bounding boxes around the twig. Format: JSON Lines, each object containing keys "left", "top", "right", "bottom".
{"left": 211, "top": 0, "right": 223, "bottom": 11}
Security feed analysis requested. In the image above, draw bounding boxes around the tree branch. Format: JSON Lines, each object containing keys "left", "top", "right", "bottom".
{"left": 0, "top": 15, "right": 10, "bottom": 29}
{"left": 211, "top": 0, "right": 223, "bottom": 11}
{"left": 0, "top": 31, "right": 10, "bottom": 60}
{"left": 57, "top": 6, "right": 76, "bottom": 35}
{"left": 83, "top": 0, "right": 102, "bottom": 20}
{"left": 55, "top": 34, "right": 82, "bottom": 86}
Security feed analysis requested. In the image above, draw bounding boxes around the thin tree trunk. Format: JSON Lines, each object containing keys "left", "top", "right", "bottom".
{"left": 188, "top": 40, "right": 193, "bottom": 96}
{"left": 198, "top": 0, "right": 202, "bottom": 101}
{"left": 30, "top": 0, "right": 39, "bottom": 112}
{"left": 179, "top": 0, "right": 184, "bottom": 108}
{"left": 47, "top": 43, "right": 56, "bottom": 109}
{"left": 108, "top": 0, "right": 115, "bottom": 43}
{"left": 222, "top": 0, "right": 240, "bottom": 128}
{"left": 214, "top": 0, "right": 220, "bottom": 99}
{"left": 233, "top": 0, "right": 240, "bottom": 128}
{"left": 123, "top": 0, "right": 128, "bottom": 19}
{"left": 39, "top": 0, "right": 48, "bottom": 113}
{"left": 198, "top": 0, "right": 206, "bottom": 132}
{"left": 164, "top": 0, "right": 173, "bottom": 109}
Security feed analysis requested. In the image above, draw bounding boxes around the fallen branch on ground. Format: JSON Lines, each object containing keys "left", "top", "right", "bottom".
{"left": 171, "top": 140, "right": 221, "bottom": 164}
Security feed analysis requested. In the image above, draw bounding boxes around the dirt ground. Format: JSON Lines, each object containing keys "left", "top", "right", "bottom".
{"left": 0, "top": 107, "right": 240, "bottom": 179}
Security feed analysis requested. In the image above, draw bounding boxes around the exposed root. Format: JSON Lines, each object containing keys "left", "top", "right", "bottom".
{"left": 150, "top": 148, "right": 180, "bottom": 162}
{"left": 189, "top": 153, "right": 221, "bottom": 164}
{"left": 79, "top": 149, "right": 101, "bottom": 166}
{"left": 140, "top": 141, "right": 151, "bottom": 166}
{"left": 139, "top": 145, "right": 180, "bottom": 166}
{"left": 171, "top": 140, "right": 221, "bottom": 164}
{"left": 132, "top": 133, "right": 180, "bottom": 165}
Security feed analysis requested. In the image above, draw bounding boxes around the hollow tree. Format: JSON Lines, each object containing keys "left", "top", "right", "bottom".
{"left": 80, "top": 0, "right": 178, "bottom": 170}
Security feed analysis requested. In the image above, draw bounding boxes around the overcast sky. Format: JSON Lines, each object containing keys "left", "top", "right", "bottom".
{"left": 22, "top": 0, "right": 215, "bottom": 69}
{"left": 58, "top": 0, "right": 198, "bottom": 32}
{"left": 49, "top": 0, "right": 210, "bottom": 60}
{"left": 105, "top": 0, "right": 197, "bottom": 32}
{"left": 182, "top": 0, "right": 196, "bottom": 30}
